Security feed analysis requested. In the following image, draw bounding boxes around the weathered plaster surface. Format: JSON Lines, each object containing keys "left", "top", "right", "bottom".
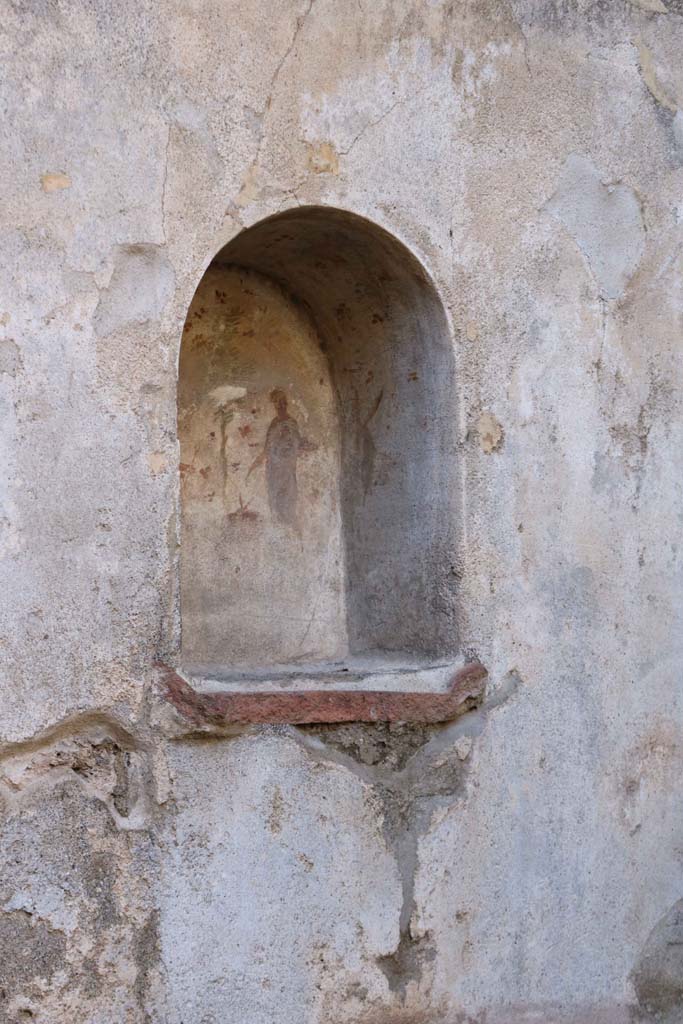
{"left": 1, "top": 1, "right": 682, "bottom": 1021}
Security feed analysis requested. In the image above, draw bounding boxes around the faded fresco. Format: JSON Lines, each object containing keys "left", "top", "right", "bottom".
{"left": 178, "top": 266, "right": 346, "bottom": 668}
{"left": 247, "top": 388, "right": 318, "bottom": 531}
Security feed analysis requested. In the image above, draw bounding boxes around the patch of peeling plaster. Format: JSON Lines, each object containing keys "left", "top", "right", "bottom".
{"left": 40, "top": 171, "right": 72, "bottom": 192}
{"left": 94, "top": 244, "right": 175, "bottom": 336}
{"left": 477, "top": 412, "right": 504, "bottom": 454}
{"left": 637, "top": 39, "right": 677, "bottom": 112}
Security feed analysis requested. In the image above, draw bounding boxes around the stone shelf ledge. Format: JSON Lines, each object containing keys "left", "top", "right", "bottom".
{"left": 155, "top": 660, "right": 487, "bottom": 735}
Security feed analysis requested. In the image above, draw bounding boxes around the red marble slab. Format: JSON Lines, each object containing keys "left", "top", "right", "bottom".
{"left": 156, "top": 661, "right": 487, "bottom": 728}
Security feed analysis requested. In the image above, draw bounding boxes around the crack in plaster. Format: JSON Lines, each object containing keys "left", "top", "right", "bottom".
{"left": 233, "top": 0, "right": 315, "bottom": 212}
{"left": 161, "top": 123, "right": 171, "bottom": 245}
{"left": 545, "top": 153, "right": 646, "bottom": 301}
{"left": 290, "top": 670, "right": 522, "bottom": 1001}
{"left": 505, "top": 0, "right": 533, "bottom": 77}
{"left": 266, "top": 0, "right": 315, "bottom": 115}
{"left": 339, "top": 84, "right": 431, "bottom": 158}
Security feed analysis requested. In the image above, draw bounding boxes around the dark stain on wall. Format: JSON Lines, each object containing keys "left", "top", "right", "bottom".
{"left": 632, "top": 899, "right": 683, "bottom": 1022}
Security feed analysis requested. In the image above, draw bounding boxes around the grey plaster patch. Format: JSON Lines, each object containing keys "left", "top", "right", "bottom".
{"left": 157, "top": 733, "right": 402, "bottom": 1024}
{"left": 673, "top": 110, "right": 683, "bottom": 159}
{"left": 629, "top": 0, "right": 669, "bottom": 13}
{"left": 546, "top": 154, "right": 645, "bottom": 299}
{"left": 0, "top": 339, "right": 21, "bottom": 376}
{"left": 94, "top": 244, "right": 174, "bottom": 336}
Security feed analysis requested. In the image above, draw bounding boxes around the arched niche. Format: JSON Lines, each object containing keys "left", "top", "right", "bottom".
{"left": 178, "top": 207, "right": 459, "bottom": 679}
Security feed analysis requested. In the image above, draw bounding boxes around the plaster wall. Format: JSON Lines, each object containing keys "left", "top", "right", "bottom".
{"left": 1, "top": 2, "right": 682, "bottom": 1022}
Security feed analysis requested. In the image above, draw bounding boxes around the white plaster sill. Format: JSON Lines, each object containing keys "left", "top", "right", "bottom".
{"left": 178, "top": 653, "right": 469, "bottom": 695}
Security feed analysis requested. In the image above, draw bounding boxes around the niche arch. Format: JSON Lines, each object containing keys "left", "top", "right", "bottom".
{"left": 178, "top": 206, "right": 459, "bottom": 678}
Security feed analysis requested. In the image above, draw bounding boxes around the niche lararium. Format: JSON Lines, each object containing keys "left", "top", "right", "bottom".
{"left": 163, "top": 206, "right": 479, "bottom": 725}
